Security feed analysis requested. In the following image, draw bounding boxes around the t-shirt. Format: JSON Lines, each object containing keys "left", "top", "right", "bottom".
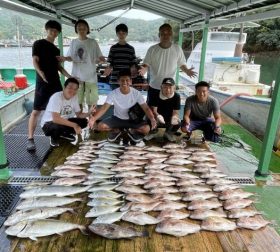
{"left": 107, "top": 43, "right": 136, "bottom": 83}
{"left": 32, "top": 39, "right": 61, "bottom": 87}
{"left": 143, "top": 43, "right": 186, "bottom": 90}
{"left": 40, "top": 91, "right": 80, "bottom": 127}
{"left": 66, "top": 38, "right": 103, "bottom": 82}
{"left": 184, "top": 95, "right": 220, "bottom": 120}
{"left": 151, "top": 92, "right": 181, "bottom": 123}
{"left": 105, "top": 87, "right": 145, "bottom": 120}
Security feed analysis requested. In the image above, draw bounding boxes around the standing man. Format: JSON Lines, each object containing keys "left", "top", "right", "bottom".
{"left": 88, "top": 70, "right": 156, "bottom": 144}
{"left": 181, "top": 81, "right": 222, "bottom": 142}
{"left": 27, "top": 20, "right": 71, "bottom": 151}
{"left": 58, "top": 19, "right": 105, "bottom": 112}
{"left": 104, "top": 23, "right": 137, "bottom": 84}
{"left": 139, "top": 23, "right": 197, "bottom": 106}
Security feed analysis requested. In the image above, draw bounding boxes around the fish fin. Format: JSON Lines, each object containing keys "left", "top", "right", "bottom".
{"left": 68, "top": 208, "right": 76, "bottom": 214}
{"left": 141, "top": 230, "right": 149, "bottom": 237}
{"left": 30, "top": 236, "right": 38, "bottom": 241}
{"left": 79, "top": 226, "right": 88, "bottom": 235}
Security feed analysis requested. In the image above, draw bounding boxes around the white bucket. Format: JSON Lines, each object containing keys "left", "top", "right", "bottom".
{"left": 246, "top": 70, "right": 260, "bottom": 84}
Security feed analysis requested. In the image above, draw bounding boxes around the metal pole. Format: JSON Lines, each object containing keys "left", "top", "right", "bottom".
{"left": 175, "top": 29, "right": 183, "bottom": 86}
{"left": 57, "top": 11, "right": 65, "bottom": 85}
{"left": 198, "top": 18, "right": 209, "bottom": 82}
{"left": 0, "top": 119, "right": 12, "bottom": 180}
{"left": 256, "top": 67, "right": 280, "bottom": 178}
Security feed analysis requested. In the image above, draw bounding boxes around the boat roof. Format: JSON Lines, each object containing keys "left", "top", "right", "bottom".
{"left": 1, "top": 0, "right": 279, "bottom": 28}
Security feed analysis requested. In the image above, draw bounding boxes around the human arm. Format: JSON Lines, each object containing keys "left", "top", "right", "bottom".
{"left": 56, "top": 56, "right": 72, "bottom": 62}
{"left": 151, "top": 106, "right": 165, "bottom": 124}
{"left": 52, "top": 112, "right": 82, "bottom": 135}
{"left": 138, "top": 64, "right": 148, "bottom": 76}
{"left": 88, "top": 103, "right": 111, "bottom": 129}
{"left": 180, "top": 65, "right": 197, "bottom": 78}
{"left": 57, "top": 63, "right": 72, "bottom": 78}
{"left": 140, "top": 103, "right": 157, "bottom": 130}
{"left": 213, "top": 111, "right": 222, "bottom": 134}
{"left": 32, "top": 56, "right": 47, "bottom": 83}
{"left": 182, "top": 109, "right": 191, "bottom": 132}
{"left": 171, "top": 110, "right": 180, "bottom": 125}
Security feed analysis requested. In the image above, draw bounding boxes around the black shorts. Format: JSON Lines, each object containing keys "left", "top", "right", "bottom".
{"left": 100, "top": 116, "right": 148, "bottom": 130}
{"left": 33, "top": 81, "right": 62, "bottom": 111}
{"left": 146, "top": 86, "right": 160, "bottom": 106}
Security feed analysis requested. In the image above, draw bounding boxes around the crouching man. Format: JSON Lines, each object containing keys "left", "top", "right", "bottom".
{"left": 145, "top": 78, "right": 181, "bottom": 142}
{"left": 40, "top": 78, "right": 89, "bottom": 147}
{"left": 181, "top": 81, "right": 222, "bottom": 142}
{"left": 88, "top": 70, "right": 157, "bottom": 143}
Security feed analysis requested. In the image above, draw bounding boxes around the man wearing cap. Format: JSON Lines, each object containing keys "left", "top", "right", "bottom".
{"left": 139, "top": 23, "right": 197, "bottom": 106}
{"left": 181, "top": 81, "right": 222, "bottom": 142}
{"left": 145, "top": 77, "right": 181, "bottom": 142}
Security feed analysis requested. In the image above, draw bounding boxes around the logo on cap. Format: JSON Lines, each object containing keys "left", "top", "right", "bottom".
{"left": 162, "top": 78, "right": 175, "bottom": 85}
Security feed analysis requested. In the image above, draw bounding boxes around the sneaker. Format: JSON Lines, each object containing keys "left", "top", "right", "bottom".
{"left": 60, "top": 133, "right": 76, "bottom": 142}
{"left": 26, "top": 138, "right": 36, "bottom": 151}
{"left": 163, "top": 131, "right": 176, "bottom": 142}
{"left": 183, "top": 134, "right": 191, "bottom": 141}
{"left": 108, "top": 131, "right": 121, "bottom": 142}
{"left": 50, "top": 137, "right": 59, "bottom": 147}
{"left": 144, "top": 132, "right": 158, "bottom": 141}
{"left": 127, "top": 131, "right": 143, "bottom": 143}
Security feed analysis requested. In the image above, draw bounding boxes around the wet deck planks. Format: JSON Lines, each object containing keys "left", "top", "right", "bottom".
{"left": 5, "top": 131, "right": 280, "bottom": 252}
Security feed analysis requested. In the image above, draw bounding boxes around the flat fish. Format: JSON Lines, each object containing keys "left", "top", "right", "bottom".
{"left": 88, "top": 190, "right": 123, "bottom": 199}
{"left": 182, "top": 191, "right": 217, "bottom": 201}
{"left": 189, "top": 209, "right": 227, "bottom": 220}
{"left": 115, "top": 185, "right": 146, "bottom": 194}
{"left": 164, "top": 159, "right": 194, "bottom": 166}
{"left": 52, "top": 177, "right": 85, "bottom": 186}
{"left": 122, "top": 211, "right": 160, "bottom": 225}
{"left": 223, "top": 199, "right": 253, "bottom": 210}
{"left": 126, "top": 194, "right": 154, "bottom": 203}
{"left": 227, "top": 208, "right": 261, "bottom": 219}
{"left": 188, "top": 200, "right": 222, "bottom": 210}
{"left": 236, "top": 215, "right": 270, "bottom": 230}
{"left": 201, "top": 217, "right": 236, "bottom": 231}
{"left": 85, "top": 206, "right": 120, "bottom": 217}
{"left": 157, "top": 209, "right": 189, "bottom": 221}
{"left": 92, "top": 212, "right": 127, "bottom": 224}
{"left": 219, "top": 189, "right": 255, "bottom": 200}
{"left": 155, "top": 219, "right": 200, "bottom": 237}
{"left": 153, "top": 201, "right": 186, "bottom": 211}
{"left": 5, "top": 219, "right": 86, "bottom": 240}
{"left": 88, "top": 223, "right": 149, "bottom": 239}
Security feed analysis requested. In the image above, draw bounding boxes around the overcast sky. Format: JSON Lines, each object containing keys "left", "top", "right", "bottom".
{"left": 106, "top": 9, "right": 162, "bottom": 20}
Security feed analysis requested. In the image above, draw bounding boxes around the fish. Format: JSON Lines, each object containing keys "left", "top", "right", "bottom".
{"left": 227, "top": 208, "right": 261, "bottom": 219}
{"left": 206, "top": 178, "right": 235, "bottom": 185}
{"left": 79, "top": 145, "right": 100, "bottom": 150}
{"left": 145, "top": 146, "right": 166, "bottom": 152}
{"left": 125, "top": 146, "right": 146, "bottom": 151}
{"left": 176, "top": 179, "right": 204, "bottom": 186}
{"left": 98, "top": 154, "right": 120, "bottom": 161}
{"left": 165, "top": 149, "right": 192, "bottom": 155}
{"left": 192, "top": 167, "right": 220, "bottom": 173}
{"left": 144, "top": 174, "right": 177, "bottom": 182}
{"left": 149, "top": 186, "right": 179, "bottom": 194}
{"left": 223, "top": 199, "right": 253, "bottom": 210}
{"left": 88, "top": 223, "right": 149, "bottom": 239}
{"left": 76, "top": 149, "right": 97, "bottom": 154}
{"left": 87, "top": 173, "right": 115, "bottom": 180}
{"left": 201, "top": 217, "right": 237, "bottom": 231}
{"left": 111, "top": 166, "right": 142, "bottom": 172}
{"left": 5, "top": 219, "right": 86, "bottom": 240}
{"left": 90, "top": 163, "right": 114, "bottom": 168}
{"left": 115, "top": 185, "right": 147, "bottom": 194}
{"left": 145, "top": 164, "right": 169, "bottom": 170}
{"left": 162, "top": 143, "right": 185, "bottom": 149}
{"left": 92, "top": 212, "right": 127, "bottom": 224}
{"left": 126, "top": 194, "right": 155, "bottom": 203}
{"left": 115, "top": 171, "right": 146, "bottom": 178}
{"left": 155, "top": 219, "right": 200, "bottom": 236}
{"left": 51, "top": 169, "right": 88, "bottom": 178}
{"left": 91, "top": 158, "right": 118, "bottom": 164}
{"left": 182, "top": 191, "right": 217, "bottom": 201}
{"left": 119, "top": 154, "right": 148, "bottom": 160}
{"left": 144, "top": 153, "right": 169, "bottom": 159}
{"left": 164, "top": 159, "right": 194, "bottom": 166}
{"left": 156, "top": 209, "right": 190, "bottom": 221}
{"left": 129, "top": 202, "right": 161, "bottom": 212}
{"left": 103, "top": 147, "right": 124, "bottom": 153}
{"left": 52, "top": 177, "right": 85, "bottom": 186}
{"left": 121, "top": 178, "right": 146, "bottom": 185}
{"left": 125, "top": 150, "right": 148, "bottom": 155}
{"left": 193, "top": 162, "right": 217, "bottom": 168}
{"left": 144, "top": 180, "right": 175, "bottom": 189}
{"left": 163, "top": 166, "right": 192, "bottom": 173}
{"left": 88, "top": 190, "right": 123, "bottom": 199}
{"left": 168, "top": 154, "right": 191, "bottom": 159}
{"left": 83, "top": 179, "right": 108, "bottom": 185}
{"left": 88, "top": 184, "right": 119, "bottom": 192}
{"left": 88, "top": 167, "right": 116, "bottom": 175}
{"left": 178, "top": 185, "right": 212, "bottom": 193}
{"left": 16, "top": 197, "right": 82, "bottom": 210}
{"left": 145, "top": 170, "right": 171, "bottom": 176}
{"left": 87, "top": 198, "right": 123, "bottom": 207}
{"left": 73, "top": 152, "right": 95, "bottom": 158}
{"left": 150, "top": 158, "right": 168, "bottom": 164}
{"left": 174, "top": 173, "right": 199, "bottom": 180}
{"left": 122, "top": 211, "right": 160, "bottom": 225}
{"left": 189, "top": 156, "right": 216, "bottom": 162}
{"left": 191, "top": 151, "right": 215, "bottom": 156}
{"left": 94, "top": 150, "right": 119, "bottom": 155}
{"left": 153, "top": 201, "right": 186, "bottom": 211}
{"left": 54, "top": 165, "right": 87, "bottom": 170}
{"left": 213, "top": 184, "right": 241, "bottom": 192}
{"left": 219, "top": 189, "right": 255, "bottom": 200}
{"left": 117, "top": 160, "right": 147, "bottom": 166}
{"left": 187, "top": 200, "right": 222, "bottom": 210}
{"left": 64, "top": 160, "right": 92, "bottom": 165}
{"left": 66, "top": 156, "right": 92, "bottom": 161}
{"left": 103, "top": 142, "right": 125, "bottom": 149}
{"left": 200, "top": 172, "right": 227, "bottom": 179}
{"left": 4, "top": 207, "right": 74, "bottom": 226}
{"left": 152, "top": 194, "right": 182, "bottom": 201}
{"left": 236, "top": 216, "right": 270, "bottom": 230}
{"left": 186, "top": 147, "right": 206, "bottom": 152}
{"left": 19, "top": 185, "right": 91, "bottom": 198}
{"left": 189, "top": 209, "right": 227, "bottom": 220}
{"left": 85, "top": 206, "right": 120, "bottom": 217}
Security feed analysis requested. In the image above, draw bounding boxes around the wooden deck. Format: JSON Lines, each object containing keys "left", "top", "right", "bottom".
{"left": 2, "top": 116, "right": 280, "bottom": 252}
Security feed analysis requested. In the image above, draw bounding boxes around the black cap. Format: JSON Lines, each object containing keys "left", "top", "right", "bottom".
{"left": 162, "top": 78, "right": 175, "bottom": 85}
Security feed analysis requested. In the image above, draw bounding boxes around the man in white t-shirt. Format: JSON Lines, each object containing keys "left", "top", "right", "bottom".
{"left": 57, "top": 19, "right": 105, "bottom": 113}
{"left": 88, "top": 70, "right": 157, "bottom": 143}
{"left": 41, "top": 78, "right": 90, "bottom": 147}
{"left": 139, "top": 23, "right": 197, "bottom": 106}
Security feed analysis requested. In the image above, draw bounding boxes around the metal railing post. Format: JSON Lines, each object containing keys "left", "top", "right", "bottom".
{"left": 175, "top": 28, "right": 183, "bottom": 86}
{"left": 198, "top": 17, "right": 209, "bottom": 82}
{"left": 57, "top": 10, "right": 65, "bottom": 84}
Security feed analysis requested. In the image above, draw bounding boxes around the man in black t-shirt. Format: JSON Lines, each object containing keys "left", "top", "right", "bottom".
{"left": 145, "top": 78, "right": 181, "bottom": 142}
{"left": 27, "top": 20, "right": 71, "bottom": 151}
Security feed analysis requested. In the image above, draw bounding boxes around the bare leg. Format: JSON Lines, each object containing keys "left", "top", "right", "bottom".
{"left": 28, "top": 110, "right": 41, "bottom": 139}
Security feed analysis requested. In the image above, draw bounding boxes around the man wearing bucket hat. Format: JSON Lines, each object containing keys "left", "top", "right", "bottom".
{"left": 145, "top": 77, "right": 181, "bottom": 142}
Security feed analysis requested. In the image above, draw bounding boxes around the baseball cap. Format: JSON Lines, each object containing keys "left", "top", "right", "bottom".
{"left": 162, "top": 78, "right": 175, "bottom": 85}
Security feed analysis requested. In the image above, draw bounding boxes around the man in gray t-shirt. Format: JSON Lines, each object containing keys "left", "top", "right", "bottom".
{"left": 181, "top": 81, "right": 222, "bottom": 142}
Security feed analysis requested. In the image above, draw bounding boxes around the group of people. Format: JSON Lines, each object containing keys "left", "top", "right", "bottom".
{"left": 26, "top": 19, "right": 222, "bottom": 151}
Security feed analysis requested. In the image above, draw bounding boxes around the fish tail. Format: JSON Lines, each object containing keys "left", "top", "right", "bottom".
{"left": 79, "top": 225, "right": 88, "bottom": 235}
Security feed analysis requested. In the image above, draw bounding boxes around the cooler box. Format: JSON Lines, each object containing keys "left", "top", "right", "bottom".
{"left": 14, "top": 74, "right": 28, "bottom": 89}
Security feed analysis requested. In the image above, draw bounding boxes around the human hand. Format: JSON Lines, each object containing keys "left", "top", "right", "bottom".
{"left": 88, "top": 117, "right": 96, "bottom": 129}
{"left": 214, "top": 126, "right": 222, "bottom": 135}
{"left": 156, "top": 114, "right": 165, "bottom": 124}
{"left": 73, "top": 124, "right": 82, "bottom": 135}
{"left": 186, "top": 66, "right": 197, "bottom": 78}
{"left": 103, "top": 67, "right": 112, "bottom": 76}
{"left": 171, "top": 115, "right": 180, "bottom": 125}
{"left": 138, "top": 66, "right": 147, "bottom": 76}
{"left": 39, "top": 71, "right": 48, "bottom": 83}
{"left": 56, "top": 56, "right": 66, "bottom": 62}
{"left": 89, "top": 105, "right": 97, "bottom": 116}
{"left": 150, "top": 118, "right": 157, "bottom": 130}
